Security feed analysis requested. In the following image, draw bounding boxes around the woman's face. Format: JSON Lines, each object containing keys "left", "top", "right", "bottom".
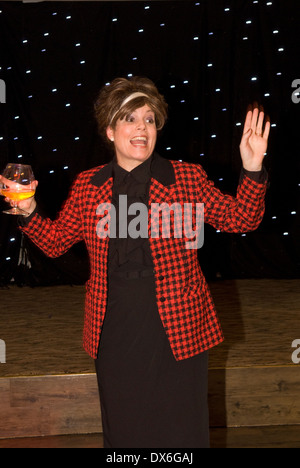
{"left": 106, "top": 105, "right": 157, "bottom": 171}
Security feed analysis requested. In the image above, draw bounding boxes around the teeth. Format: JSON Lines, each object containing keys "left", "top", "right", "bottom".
{"left": 131, "top": 137, "right": 147, "bottom": 141}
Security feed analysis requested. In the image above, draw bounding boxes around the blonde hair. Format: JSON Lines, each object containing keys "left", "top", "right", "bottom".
{"left": 94, "top": 76, "right": 168, "bottom": 143}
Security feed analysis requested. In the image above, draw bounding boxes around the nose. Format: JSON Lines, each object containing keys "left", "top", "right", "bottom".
{"left": 136, "top": 118, "right": 146, "bottom": 130}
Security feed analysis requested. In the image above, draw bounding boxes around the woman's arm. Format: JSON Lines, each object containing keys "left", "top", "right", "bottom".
{"left": 195, "top": 166, "right": 267, "bottom": 233}
{"left": 195, "top": 106, "right": 270, "bottom": 233}
{"left": 16, "top": 174, "right": 85, "bottom": 258}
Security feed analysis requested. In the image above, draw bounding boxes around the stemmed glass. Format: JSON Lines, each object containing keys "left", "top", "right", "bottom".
{"left": 0, "top": 163, "right": 36, "bottom": 215}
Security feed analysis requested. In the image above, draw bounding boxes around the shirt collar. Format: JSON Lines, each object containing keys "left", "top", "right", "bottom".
{"left": 112, "top": 153, "right": 153, "bottom": 184}
{"left": 90, "top": 151, "right": 175, "bottom": 188}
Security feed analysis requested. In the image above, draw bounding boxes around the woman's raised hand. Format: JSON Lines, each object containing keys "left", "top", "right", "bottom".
{"left": 240, "top": 105, "right": 271, "bottom": 172}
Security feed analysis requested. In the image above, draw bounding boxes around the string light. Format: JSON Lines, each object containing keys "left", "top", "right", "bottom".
{"left": 0, "top": 1, "right": 297, "bottom": 278}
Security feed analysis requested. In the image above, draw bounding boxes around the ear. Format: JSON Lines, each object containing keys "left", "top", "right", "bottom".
{"left": 106, "top": 126, "right": 115, "bottom": 142}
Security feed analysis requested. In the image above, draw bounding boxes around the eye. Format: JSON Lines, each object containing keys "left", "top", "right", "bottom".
{"left": 125, "top": 114, "right": 135, "bottom": 123}
{"left": 146, "top": 116, "right": 155, "bottom": 124}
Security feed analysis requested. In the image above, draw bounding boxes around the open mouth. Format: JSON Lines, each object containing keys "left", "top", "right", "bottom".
{"left": 130, "top": 136, "right": 148, "bottom": 147}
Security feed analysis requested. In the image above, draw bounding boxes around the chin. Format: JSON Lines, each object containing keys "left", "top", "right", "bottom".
{"left": 131, "top": 150, "right": 153, "bottom": 161}
{"left": 116, "top": 147, "right": 155, "bottom": 170}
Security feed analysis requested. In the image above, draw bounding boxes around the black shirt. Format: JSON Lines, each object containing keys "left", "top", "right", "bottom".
{"left": 108, "top": 155, "right": 154, "bottom": 273}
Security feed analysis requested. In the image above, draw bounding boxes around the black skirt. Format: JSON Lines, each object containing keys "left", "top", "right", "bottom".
{"left": 95, "top": 266, "right": 210, "bottom": 449}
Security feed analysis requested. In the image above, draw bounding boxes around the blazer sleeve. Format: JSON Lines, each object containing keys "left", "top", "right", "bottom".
{"left": 195, "top": 165, "right": 268, "bottom": 233}
{"left": 19, "top": 173, "right": 84, "bottom": 258}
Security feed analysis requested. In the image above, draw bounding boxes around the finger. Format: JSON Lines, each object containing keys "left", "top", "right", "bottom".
{"left": 256, "top": 110, "right": 265, "bottom": 136}
{"left": 0, "top": 175, "right": 9, "bottom": 185}
{"left": 0, "top": 176, "right": 18, "bottom": 189}
{"left": 243, "top": 110, "right": 253, "bottom": 134}
{"left": 0, "top": 175, "right": 38, "bottom": 190}
{"left": 251, "top": 107, "right": 259, "bottom": 132}
{"left": 263, "top": 118, "right": 271, "bottom": 140}
{"left": 4, "top": 199, "right": 15, "bottom": 207}
{"left": 240, "top": 128, "right": 252, "bottom": 151}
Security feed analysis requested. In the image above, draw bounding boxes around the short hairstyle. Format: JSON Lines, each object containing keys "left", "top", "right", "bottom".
{"left": 94, "top": 76, "right": 168, "bottom": 143}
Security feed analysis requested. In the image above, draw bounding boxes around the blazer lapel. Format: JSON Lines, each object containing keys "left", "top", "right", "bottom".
{"left": 88, "top": 152, "right": 176, "bottom": 204}
{"left": 149, "top": 152, "right": 176, "bottom": 204}
{"left": 90, "top": 160, "right": 113, "bottom": 188}
{"left": 89, "top": 161, "right": 113, "bottom": 204}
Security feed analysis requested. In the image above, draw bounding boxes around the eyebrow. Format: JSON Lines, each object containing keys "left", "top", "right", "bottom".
{"left": 130, "top": 107, "right": 154, "bottom": 113}
{"left": 125, "top": 110, "right": 155, "bottom": 118}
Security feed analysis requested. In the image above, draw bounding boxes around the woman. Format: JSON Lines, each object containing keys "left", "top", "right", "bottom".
{"left": 1, "top": 77, "right": 270, "bottom": 448}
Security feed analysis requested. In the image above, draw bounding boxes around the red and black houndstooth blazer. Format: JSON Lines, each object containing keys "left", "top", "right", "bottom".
{"left": 21, "top": 153, "right": 268, "bottom": 360}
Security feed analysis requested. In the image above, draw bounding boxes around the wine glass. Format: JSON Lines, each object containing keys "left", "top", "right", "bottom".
{"left": 0, "top": 163, "right": 36, "bottom": 215}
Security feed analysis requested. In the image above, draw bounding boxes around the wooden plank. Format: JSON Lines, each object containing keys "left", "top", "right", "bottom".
{"left": 209, "top": 366, "right": 300, "bottom": 427}
{"left": 210, "top": 425, "right": 300, "bottom": 448}
{"left": 1, "top": 426, "right": 300, "bottom": 448}
{"left": 1, "top": 365, "right": 300, "bottom": 439}
{"left": 0, "top": 374, "right": 101, "bottom": 439}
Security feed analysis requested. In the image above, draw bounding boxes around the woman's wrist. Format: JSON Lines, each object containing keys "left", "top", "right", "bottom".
{"left": 24, "top": 199, "right": 37, "bottom": 217}
{"left": 242, "top": 163, "right": 263, "bottom": 172}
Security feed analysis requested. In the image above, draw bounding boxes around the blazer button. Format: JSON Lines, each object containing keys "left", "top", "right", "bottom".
{"left": 159, "top": 275, "right": 164, "bottom": 281}
{"left": 160, "top": 297, "right": 166, "bottom": 302}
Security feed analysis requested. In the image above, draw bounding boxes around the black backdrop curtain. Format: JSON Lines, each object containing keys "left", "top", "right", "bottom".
{"left": 0, "top": 0, "right": 299, "bottom": 286}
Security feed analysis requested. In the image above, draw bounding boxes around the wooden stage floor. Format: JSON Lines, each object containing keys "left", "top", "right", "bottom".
{"left": 1, "top": 278, "right": 300, "bottom": 446}
{"left": 1, "top": 425, "right": 300, "bottom": 448}
{"left": 1, "top": 278, "right": 299, "bottom": 377}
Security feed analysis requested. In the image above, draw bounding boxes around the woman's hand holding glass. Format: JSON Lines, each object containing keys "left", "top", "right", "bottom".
{"left": 0, "top": 163, "right": 38, "bottom": 216}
